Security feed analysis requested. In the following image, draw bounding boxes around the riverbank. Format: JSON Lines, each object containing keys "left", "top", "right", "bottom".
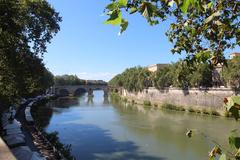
{"left": 110, "top": 91, "right": 229, "bottom": 117}
{"left": 0, "top": 94, "right": 74, "bottom": 160}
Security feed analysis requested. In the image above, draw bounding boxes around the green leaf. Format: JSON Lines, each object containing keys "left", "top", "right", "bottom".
{"left": 168, "top": 0, "right": 175, "bottom": 7}
{"left": 207, "top": 2, "right": 213, "bottom": 9}
{"left": 215, "top": 20, "right": 223, "bottom": 26}
{"left": 195, "top": 51, "right": 211, "bottom": 62}
{"left": 104, "top": 11, "right": 122, "bottom": 26}
{"left": 118, "top": 0, "right": 127, "bottom": 7}
{"left": 180, "top": 0, "right": 191, "bottom": 15}
{"left": 106, "top": 3, "right": 118, "bottom": 10}
{"left": 140, "top": 2, "right": 157, "bottom": 20}
{"left": 219, "top": 153, "right": 226, "bottom": 160}
{"left": 230, "top": 107, "right": 240, "bottom": 120}
{"left": 142, "top": 4, "right": 150, "bottom": 19}
{"left": 209, "top": 146, "right": 222, "bottom": 159}
{"left": 119, "top": 19, "right": 128, "bottom": 35}
{"left": 229, "top": 132, "right": 240, "bottom": 149}
{"left": 204, "top": 11, "right": 221, "bottom": 24}
{"left": 129, "top": 7, "right": 138, "bottom": 14}
{"left": 235, "top": 148, "right": 240, "bottom": 159}
{"left": 224, "top": 96, "right": 240, "bottom": 112}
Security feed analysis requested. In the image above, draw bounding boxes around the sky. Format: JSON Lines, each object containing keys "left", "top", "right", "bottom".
{"left": 45, "top": 0, "right": 238, "bottom": 81}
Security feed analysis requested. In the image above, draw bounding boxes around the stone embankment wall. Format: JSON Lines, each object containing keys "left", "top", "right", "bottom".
{"left": 120, "top": 87, "right": 239, "bottom": 111}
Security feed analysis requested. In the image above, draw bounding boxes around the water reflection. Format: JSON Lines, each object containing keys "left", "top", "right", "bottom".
{"left": 54, "top": 97, "right": 79, "bottom": 107}
{"left": 103, "top": 96, "right": 109, "bottom": 105}
{"left": 87, "top": 96, "right": 94, "bottom": 105}
{"left": 39, "top": 91, "right": 240, "bottom": 160}
{"left": 32, "top": 104, "right": 53, "bottom": 128}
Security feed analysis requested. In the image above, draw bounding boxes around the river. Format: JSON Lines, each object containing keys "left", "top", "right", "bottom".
{"left": 39, "top": 91, "right": 240, "bottom": 160}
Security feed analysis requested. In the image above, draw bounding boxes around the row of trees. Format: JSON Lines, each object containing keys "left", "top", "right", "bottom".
{"left": 222, "top": 57, "right": 240, "bottom": 88}
{"left": 0, "top": 0, "right": 61, "bottom": 107}
{"left": 109, "top": 67, "right": 152, "bottom": 92}
{"left": 54, "top": 75, "right": 108, "bottom": 86}
{"left": 109, "top": 57, "right": 240, "bottom": 92}
{"left": 54, "top": 75, "right": 85, "bottom": 86}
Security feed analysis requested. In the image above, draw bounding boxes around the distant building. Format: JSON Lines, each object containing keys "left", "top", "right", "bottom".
{"left": 230, "top": 52, "right": 240, "bottom": 59}
{"left": 147, "top": 64, "right": 168, "bottom": 72}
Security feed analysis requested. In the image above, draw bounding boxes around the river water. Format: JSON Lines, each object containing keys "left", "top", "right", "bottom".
{"left": 40, "top": 91, "right": 240, "bottom": 160}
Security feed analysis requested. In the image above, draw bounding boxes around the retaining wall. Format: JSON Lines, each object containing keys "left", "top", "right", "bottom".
{"left": 120, "top": 87, "right": 239, "bottom": 110}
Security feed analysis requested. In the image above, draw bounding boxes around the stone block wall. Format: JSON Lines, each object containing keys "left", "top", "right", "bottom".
{"left": 121, "top": 87, "right": 238, "bottom": 110}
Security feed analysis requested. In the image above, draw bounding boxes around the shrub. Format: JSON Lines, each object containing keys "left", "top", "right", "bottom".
{"left": 143, "top": 101, "right": 152, "bottom": 106}
{"left": 162, "top": 104, "right": 177, "bottom": 110}
{"left": 210, "top": 110, "right": 220, "bottom": 116}
{"left": 202, "top": 109, "right": 210, "bottom": 115}
{"left": 188, "top": 107, "right": 196, "bottom": 113}
{"left": 143, "top": 100, "right": 151, "bottom": 106}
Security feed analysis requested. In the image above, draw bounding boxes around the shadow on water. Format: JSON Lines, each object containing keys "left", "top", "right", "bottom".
{"left": 58, "top": 123, "right": 166, "bottom": 160}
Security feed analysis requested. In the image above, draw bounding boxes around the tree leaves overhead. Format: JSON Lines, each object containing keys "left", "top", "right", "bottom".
{"left": 180, "top": 0, "right": 192, "bottom": 14}
{"left": 0, "top": 0, "right": 61, "bottom": 106}
{"left": 104, "top": 0, "right": 240, "bottom": 63}
{"left": 104, "top": 11, "right": 122, "bottom": 26}
{"left": 119, "top": 19, "right": 128, "bottom": 35}
{"left": 118, "top": 0, "right": 127, "bottom": 7}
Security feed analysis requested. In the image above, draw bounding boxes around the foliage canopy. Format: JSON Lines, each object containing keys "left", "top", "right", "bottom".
{"left": 0, "top": 0, "right": 61, "bottom": 106}
{"left": 104, "top": 0, "right": 240, "bottom": 64}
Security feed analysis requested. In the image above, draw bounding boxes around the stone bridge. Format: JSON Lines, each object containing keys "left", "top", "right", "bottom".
{"left": 51, "top": 85, "right": 108, "bottom": 97}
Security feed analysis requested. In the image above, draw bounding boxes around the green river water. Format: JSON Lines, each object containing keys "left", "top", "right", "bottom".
{"left": 38, "top": 91, "right": 240, "bottom": 160}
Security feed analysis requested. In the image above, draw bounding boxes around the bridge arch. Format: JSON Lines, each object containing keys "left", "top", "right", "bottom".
{"left": 74, "top": 88, "right": 87, "bottom": 96}
{"left": 59, "top": 89, "right": 70, "bottom": 97}
{"left": 53, "top": 85, "right": 108, "bottom": 97}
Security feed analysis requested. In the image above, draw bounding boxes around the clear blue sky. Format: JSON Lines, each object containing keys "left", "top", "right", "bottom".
{"left": 45, "top": 0, "right": 237, "bottom": 81}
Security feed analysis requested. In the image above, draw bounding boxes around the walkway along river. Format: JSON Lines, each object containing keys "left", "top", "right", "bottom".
{"left": 34, "top": 91, "right": 240, "bottom": 160}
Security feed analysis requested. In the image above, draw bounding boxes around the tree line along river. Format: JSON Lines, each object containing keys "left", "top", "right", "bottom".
{"left": 34, "top": 91, "right": 240, "bottom": 160}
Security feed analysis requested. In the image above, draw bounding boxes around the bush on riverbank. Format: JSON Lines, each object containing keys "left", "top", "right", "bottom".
{"left": 41, "top": 130, "right": 75, "bottom": 160}
{"left": 143, "top": 100, "right": 151, "bottom": 106}
{"left": 161, "top": 103, "right": 185, "bottom": 111}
